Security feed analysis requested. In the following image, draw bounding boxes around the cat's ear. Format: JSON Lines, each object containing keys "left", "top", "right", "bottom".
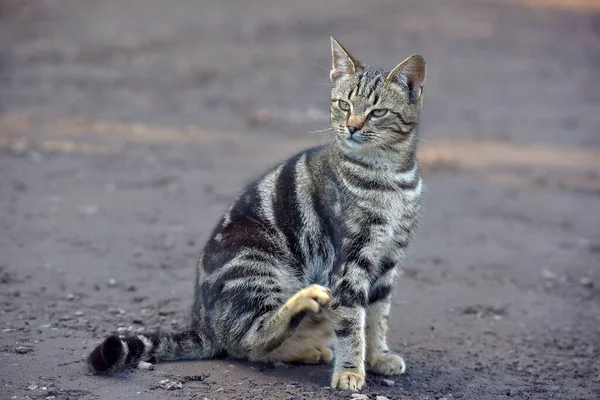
{"left": 386, "top": 55, "right": 426, "bottom": 104}
{"left": 330, "top": 36, "right": 361, "bottom": 82}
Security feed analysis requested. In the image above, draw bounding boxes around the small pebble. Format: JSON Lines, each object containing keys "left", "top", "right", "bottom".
{"left": 108, "top": 278, "right": 117, "bottom": 287}
{"left": 351, "top": 394, "right": 369, "bottom": 400}
{"left": 382, "top": 378, "right": 395, "bottom": 387}
{"left": 137, "top": 361, "right": 154, "bottom": 370}
{"left": 158, "top": 379, "right": 182, "bottom": 390}
{"left": 15, "top": 346, "right": 33, "bottom": 354}
{"left": 376, "top": 396, "right": 391, "bottom": 400}
{"left": 117, "top": 327, "right": 129, "bottom": 334}
{"left": 75, "top": 311, "right": 84, "bottom": 317}
{"left": 273, "top": 361, "right": 289, "bottom": 368}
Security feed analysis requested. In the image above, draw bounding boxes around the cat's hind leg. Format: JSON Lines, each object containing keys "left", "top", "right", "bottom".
{"left": 262, "top": 314, "right": 334, "bottom": 364}
{"left": 240, "top": 284, "right": 331, "bottom": 361}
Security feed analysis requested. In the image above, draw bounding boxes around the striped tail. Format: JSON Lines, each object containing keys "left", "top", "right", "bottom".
{"left": 88, "top": 330, "right": 216, "bottom": 374}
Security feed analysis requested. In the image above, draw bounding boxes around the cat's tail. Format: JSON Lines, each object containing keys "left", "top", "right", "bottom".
{"left": 87, "top": 330, "right": 218, "bottom": 374}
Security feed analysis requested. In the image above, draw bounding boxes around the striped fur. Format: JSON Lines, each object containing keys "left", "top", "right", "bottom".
{"left": 88, "top": 37, "right": 426, "bottom": 392}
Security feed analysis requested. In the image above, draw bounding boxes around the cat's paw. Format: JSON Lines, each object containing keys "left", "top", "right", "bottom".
{"left": 285, "top": 284, "right": 331, "bottom": 315}
{"left": 286, "top": 345, "right": 333, "bottom": 364}
{"left": 368, "top": 353, "right": 406, "bottom": 376}
{"left": 331, "top": 369, "right": 366, "bottom": 391}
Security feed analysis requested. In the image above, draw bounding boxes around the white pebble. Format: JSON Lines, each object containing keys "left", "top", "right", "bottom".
{"left": 137, "top": 361, "right": 154, "bottom": 370}
{"left": 382, "top": 378, "right": 395, "bottom": 387}
{"left": 376, "top": 396, "right": 391, "bottom": 400}
{"left": 351, "top": 394, "right": 369, "bottom": 399}
{"left": 158, "top": 379, "right": 182, "bottom": 390}
{"left": 273, "top": 361, "right": 289, "bottom": 368}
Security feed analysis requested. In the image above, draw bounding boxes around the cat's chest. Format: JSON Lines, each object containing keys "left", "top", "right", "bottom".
{"left": 354, "top": 191, "right": 421, "bottom": 258}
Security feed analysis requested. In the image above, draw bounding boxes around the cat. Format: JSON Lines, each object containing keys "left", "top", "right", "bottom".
{"left": 88, "top": 37, "right": 426, "bottom": 392}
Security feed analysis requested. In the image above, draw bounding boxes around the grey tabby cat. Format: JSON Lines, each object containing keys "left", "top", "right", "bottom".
{"left": 88, "top": 37, "right": 426, "bottom": 392}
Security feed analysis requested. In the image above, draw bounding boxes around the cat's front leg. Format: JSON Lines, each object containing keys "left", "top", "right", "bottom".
{"left": 329, "top": 272, "right": 368, "bottom": 391}
{"left": 365, "top": 271, "right": 406, "bottom": 376}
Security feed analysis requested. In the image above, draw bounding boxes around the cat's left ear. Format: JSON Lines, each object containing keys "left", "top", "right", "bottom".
{"left": 386, "top": 55, "right": 426, "bottom": 105}
{"left": 330, "top": 36, "right": 361, "bottom": 82}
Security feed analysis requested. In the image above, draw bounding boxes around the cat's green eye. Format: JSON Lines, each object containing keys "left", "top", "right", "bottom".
{"left": 338, "top": 100, "right": 351, "bottom": 111}
{"left": 370, "top": 108, "right": 388, "bottom": 118}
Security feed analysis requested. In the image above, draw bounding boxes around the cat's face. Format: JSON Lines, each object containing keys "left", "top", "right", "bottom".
{"left": 329, "top": 37, "right": 426, "bottom": 154}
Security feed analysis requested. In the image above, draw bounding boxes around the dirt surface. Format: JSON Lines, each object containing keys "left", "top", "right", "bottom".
{"left": 2, "top": 1, "right": 600, "bottom": 399}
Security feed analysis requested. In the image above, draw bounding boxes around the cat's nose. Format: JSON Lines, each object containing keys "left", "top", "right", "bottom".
{"left": 346, "top": 126, "right": 360, "bottom": 135}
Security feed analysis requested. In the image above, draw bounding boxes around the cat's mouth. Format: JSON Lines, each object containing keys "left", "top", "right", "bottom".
{"left": 345, "top": 134, "right": 363, "bottom": 145}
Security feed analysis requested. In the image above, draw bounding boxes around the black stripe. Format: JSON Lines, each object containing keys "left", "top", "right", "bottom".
{"left": 289, "top": 310, "right": 308, "bottom": 330}
{"left": 263, "top": 336, "right": 286, "bottom": 353}
{"left": 394, "top": 237, "right": 409, "bottom": 248}
{"left": 219, "top": 264, "right": 276, "bottom": 282}
{"left": 124, "top": 337, "right": 145, "bottom": 365}
{"left": 222, "top": 292, "right": 279, "bottom": 341}
{"left": 334, "top": 318, "right": 354, "bottom": 337}
{"left": 332, "top": 279, "right": 367, "bottom": 308}
{"left": 366, "top": 76, "right": 382, "bottom": 99}
{"left": 273, "top": 155, "right": 305, "bottom": 274}
{"left": 341, "top": 361, "right": 358, "bottom": 369}
{"left": 367, "top": 214, "right": 386, "bottom": 225}
{"left": 203, "top": 184, "right": 283, "bottom": 274}
{"left": 355, "top": 255, "right": 372, "bottom": 273}
{"left": 379, "top": 258, "right": 396, "bottom": 275}
{"left": 388, "top": 122, "right": 411, "bottom": 135}
{"left": 341, "top": 153, "right": 372, "bottom": 169}
{"left": 354, "top": 73, "right": 365, "bottom": 95}
{"left": 342, "top": 226, "right": 371, "bottom": 261}
{"left": 342, "top": 171, "right": 397, "bottom": 191}
{"left": 390, "top": 111, "right": 415, "bottom": 126}
{"left": 397, "top": 176, "right": 420, "bottom": 190}
{"left": 372, "top": 93, "right": 380, "bottom": 105}
{"left": 369, "top": 285, "right": 393, "bottom": 304}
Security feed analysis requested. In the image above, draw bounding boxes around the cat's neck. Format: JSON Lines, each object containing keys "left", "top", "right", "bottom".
{"left": 330, "top": 143, "right": 418, "bottom": 175}
{"left": 329, "top": 143, "right": 420, "bottom": 195}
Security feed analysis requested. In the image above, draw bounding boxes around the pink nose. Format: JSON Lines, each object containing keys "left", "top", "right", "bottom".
{"left": 347, "top": 126, "right": 360, "bottom": 134}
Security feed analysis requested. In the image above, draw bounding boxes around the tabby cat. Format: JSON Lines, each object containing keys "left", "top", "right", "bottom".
{"left": 88, "top": 37, "right": 426, "bottom": 392}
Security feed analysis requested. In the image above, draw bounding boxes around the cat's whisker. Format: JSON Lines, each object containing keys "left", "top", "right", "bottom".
{"left": 417, "top": 154, "right": 433, "bottom": 166}
{"left": 314, "top": 63, "right": 330, "bottom": 72}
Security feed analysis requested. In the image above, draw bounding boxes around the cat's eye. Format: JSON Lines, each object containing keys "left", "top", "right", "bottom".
{"left": 370, "top": 108, "right": 388, "bottom": 118}
{"left": 338, "top": 100, "right": 351, "bottom": 111}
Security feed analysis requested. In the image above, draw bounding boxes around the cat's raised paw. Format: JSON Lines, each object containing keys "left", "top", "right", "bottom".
{"left": 331, "top": 369, "right": 366, "bottom": 391}
{"left": 368, "top": 353, "right": 406, "bottom": 376}
{"left": 284, "top": 284, "right": 331, "bottom": 315}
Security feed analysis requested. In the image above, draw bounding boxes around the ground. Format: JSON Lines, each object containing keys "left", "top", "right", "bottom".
{"left": 1, "top": 1, "right": 600, "bottom": 399}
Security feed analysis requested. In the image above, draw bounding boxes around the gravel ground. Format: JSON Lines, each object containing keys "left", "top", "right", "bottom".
{"left": 1, "top": 1, "right": 600, "bottom": 399}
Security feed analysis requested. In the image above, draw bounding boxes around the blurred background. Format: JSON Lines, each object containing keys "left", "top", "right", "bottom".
{"left": 1, "top": 1, "right": 599, "bottom": 399}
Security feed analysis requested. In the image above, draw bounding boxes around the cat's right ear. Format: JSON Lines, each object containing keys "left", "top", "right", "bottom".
{"left": 330, "top": 37, "right": 360, "bottom": 82}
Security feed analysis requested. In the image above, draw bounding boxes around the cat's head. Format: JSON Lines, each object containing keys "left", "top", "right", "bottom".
{"left": 329, "top": 37, "right": 426, "bottom": 156}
